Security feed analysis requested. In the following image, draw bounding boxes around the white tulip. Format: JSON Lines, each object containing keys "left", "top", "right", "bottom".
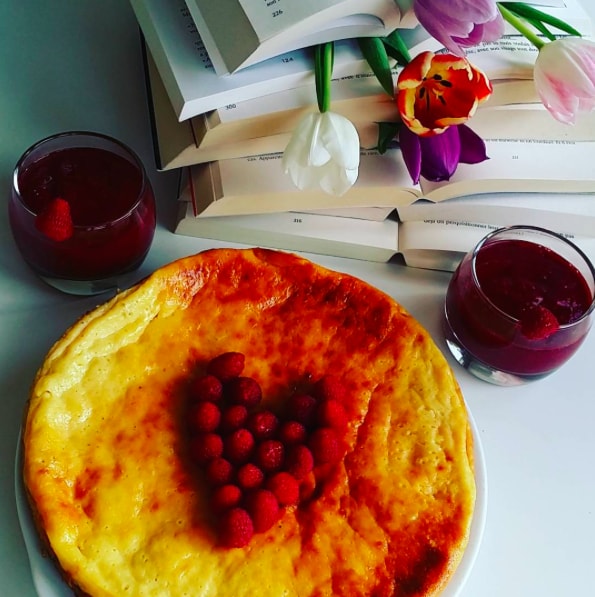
{"left": 282, "top": 111, "right": 360, "bottom": 196}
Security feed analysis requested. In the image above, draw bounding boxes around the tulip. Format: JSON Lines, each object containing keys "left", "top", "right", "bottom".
{"left": 413, "top": 0, "right": 504, "bottom": 56}
{"left": 283, "top": 42, "right": 360, "bottom": 195}
{"left": 399, "top": 124, "right": 489, "bottom": 184}
{"left": 533, "top": 36, "right": 595, "bottom": 125}
{"left": 282, "top": 111, "right": 360, "bottom": 196}
{"left": 397, "top": 51, "right": 492, "bottom": 137}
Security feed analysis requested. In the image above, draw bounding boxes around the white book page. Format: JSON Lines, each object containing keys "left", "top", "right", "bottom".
{"left": 398, "top": 219, "right": 595, "bottom": 271}
{"left": 421, "top": 137, "right": 595, "bottom": 202}
{"left": 217, "top": 150, "right": 418, "bottom": 201}
{"left": 133, "top": 0, "right": 375, "bottom": 119}
{"left": 235, "top": 0, "right": 402, "bottom": 40}
{"left": 398, "top": 193, "right": 595, "bottom": 237}
{"left": 188, "top": 0, "right": 403, "bottom": 73}
{"left": 215, "top": 75, "right": 387, "bottom": 124}
{"left": 463, "top": 37, "right": 539, "bottom": 80}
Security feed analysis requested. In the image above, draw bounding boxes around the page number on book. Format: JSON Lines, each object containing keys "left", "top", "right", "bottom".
{"left": 293, "top": 218, "right": 303, "bottom": 224}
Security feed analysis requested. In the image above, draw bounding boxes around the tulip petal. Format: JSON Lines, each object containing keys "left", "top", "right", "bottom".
{"left": 399, "top": 126, "right": 423, "bottom": 185}
{"left": 397, "top": 50, "right": 492, "bottom": 136}
{"left": 534, "top": 37, "right": 595, "bottom": 124}
{"left": 282, "top": 111, "right": 360, "bottom": 196}
{"left": 414, "top": 0, "right": 504, "bottom": 55}
{"left": 318, "top": 112, "right": 360, "bottom": 169}
{"left": 419, "top": 126, "right": 462, "bottom": 181}
{"left": 458, "top": 124, "right": 489, "bottom": 164}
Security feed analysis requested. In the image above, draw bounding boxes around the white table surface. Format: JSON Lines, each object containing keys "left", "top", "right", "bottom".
{"left": 2, "top": 2, "right": 594, "bottom": 596}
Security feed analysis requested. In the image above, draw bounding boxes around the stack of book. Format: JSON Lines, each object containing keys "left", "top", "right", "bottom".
{"left": 131, "top": 0, "right": 595, "bottom": 271}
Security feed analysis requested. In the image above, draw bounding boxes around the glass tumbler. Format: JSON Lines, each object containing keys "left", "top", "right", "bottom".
{"left": 9, "top": 131, "right": 156, "bottom": 295}
{"left": 443, "top": 225, "right": 595, "bottom": 386}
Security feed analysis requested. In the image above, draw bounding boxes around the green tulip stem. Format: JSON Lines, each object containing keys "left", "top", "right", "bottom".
{"left": 315, "top": 42, "right": 334, "bottom": 113}
{"left": 498, "top": 3, "right": 545, "bottom": 49}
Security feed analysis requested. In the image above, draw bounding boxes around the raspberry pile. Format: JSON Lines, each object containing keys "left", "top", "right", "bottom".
{"left": 185, "top": 351, "right": 349, "bottom": 548}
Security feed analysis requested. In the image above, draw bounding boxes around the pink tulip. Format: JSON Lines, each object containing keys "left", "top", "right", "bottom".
{"left": 534, "top": 37, "right": 595, "bottom": 124}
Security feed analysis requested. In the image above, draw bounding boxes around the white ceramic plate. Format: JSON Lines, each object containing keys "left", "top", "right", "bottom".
{"left": 15, "top": 411, "right": 487, "bottom": 597}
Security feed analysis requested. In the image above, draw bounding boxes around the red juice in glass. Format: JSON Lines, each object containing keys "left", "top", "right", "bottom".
{"left": 9, "top": 132, "right": 156, "bottom": 295}
{"left": 443, "top": 226, "right": 595, "bottom": 385}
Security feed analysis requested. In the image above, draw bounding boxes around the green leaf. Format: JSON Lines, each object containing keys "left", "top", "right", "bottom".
{"left": 314, "top": 42, "right": 334, "bottom": 113}
{"left": 520, "top": 17, "right": 557, "bottom": 41}
{"left": 499, "top": 2, "right": 582, "bottom": 37}
{"left": 382, "top": 30, "right": 412, "bottom": 66}
{"left": 358, "top": 37, "right": 394, "bottom": 97}
{"left": 375, "top": 122, "right": 401, "bottom": 154}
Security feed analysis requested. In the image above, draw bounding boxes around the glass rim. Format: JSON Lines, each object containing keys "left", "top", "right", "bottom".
{"left": 12, "top": 130, "right": 150, "bottom": 230}
{"left": 470, "top": 225, "right": 595, "bottom": 329}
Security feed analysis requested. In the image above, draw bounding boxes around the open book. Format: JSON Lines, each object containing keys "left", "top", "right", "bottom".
{"left": 131, "top": 0, "right": 590, "bottom": 122}
{"left": 178, "top": 105, "right": 595, "bottom": 219}
{"left": 143, "top": 43, "right": 540, "bottom": 170}
{"left": 131, "top": 0, "right": 398, "bottom": 120}
{"left": 175, "top": 190, "right": 595, "bottom": 271}
{"left": 184, "top": 0, "right": 409, "bottom": 74}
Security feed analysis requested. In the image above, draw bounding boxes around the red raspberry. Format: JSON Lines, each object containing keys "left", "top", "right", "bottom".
{"left": 188, "top": 401, "right": 221, "bottom": 434}
{"left": 189, "top": 374, "right": 223, "bottom": 402}
{"left": 225, "top": 376, "right": 262, "bottom": 408}
{"left": 316, "top": 399, "right": 348, "bottom": 430}
{"left": 35, "top": 197, "right": 74, "bottom": 242}
{"left": 312, "top": 375, "right": 348, "bottom": 402}
{"left": 220, "top": 405, "right": 248, "bottom": 432}
{"left": 236, "top": 463, "right": 264, "bottom": 490}
{"left": 520, "top": 305, "right": 560, "bottom": 340}
{"left": 278, "top": 420, "right": 307, "bottom": 446}
{"left": 224, "top": 429, "right": 255, "bottom": 464}
{"left": 286, "top": 394, "right": 318, "bottom": 426}
{"left": 189, "top": 433, "right": 223, "bottom": 465}
{"left": 207, "top": 352, "right": 245, "bottom": 381}
{"left": 211, "top": 484, "right": 243, "bottom": 513}
{"left": 255, "top": 439, "right": 285, "bottom": 472}
{"left": 219, "top": 507, "right": 254, "bottom": 548}
{"left": 247, "top": 410, "right": 279, "bottom": 440}
{"left": 285, "top": 445, "right": 314, "bottom": 480}
{"left": 244, "top": 489, "right": 280, "bottom": 533}
{"left": 205, "top": 457, "right": 234, "bottom": 486}
{"left": 308, "top": 427, "right": 342, "bottom": 465}
{"left": 266, "top": 472, "right": 300, "bottom": 506}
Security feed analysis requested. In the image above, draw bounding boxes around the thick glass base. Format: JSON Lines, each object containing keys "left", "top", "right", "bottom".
{"left": 38, "top": 271, "right": 139, "bottom": 296}
{"left": 444, "top": 336, "right": 551, "bottom": 386}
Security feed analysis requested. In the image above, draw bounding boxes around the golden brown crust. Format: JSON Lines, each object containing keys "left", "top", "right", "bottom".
{"left": 23, "top": 248, "right": 475, "bottom": 597}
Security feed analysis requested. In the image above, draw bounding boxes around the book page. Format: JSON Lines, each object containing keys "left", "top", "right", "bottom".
{"left": 210, "top": 0, "right": 403, "bottom": 42}
{"left": 175, "top": 199, "right": 400, "bottom": 262}
{"left": 132, "top": 0, "right": 378, "bottom": 119}
{"left": 422, "top": 137, "right": 595, "bottom": 202}
{"left": 187, "top": 0, "right": 403, "bottom": 73}
{"left": 398, "top": 219, "right": 595, "bottom": 271}
{"left": 463, "top": 36, "right": 539, "bottom": 80}
{"left": 397, "top": 193, "right": 595, "bottom": 237}
{"left": 187, "top": 149, "right": 420, "bottom": 218}
{"left": 420, "top": 106, "right": 595, "bottom": 201}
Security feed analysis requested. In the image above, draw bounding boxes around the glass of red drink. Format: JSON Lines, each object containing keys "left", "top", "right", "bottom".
{"left": 9, "top": 131, "right": 156, "bottom": 295}
{"left": 444, "top": 226, "right": 595, "bottom": 385}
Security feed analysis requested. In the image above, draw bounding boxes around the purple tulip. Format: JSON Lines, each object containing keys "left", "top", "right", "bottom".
{"left": 413, "top": 0, "right": 505, "bottom": 56}
{"left": 399, "top": 124, "right": 489, "bottom": 184}
{"left": 534, "top": 37, "right": 595, "bottom": 125}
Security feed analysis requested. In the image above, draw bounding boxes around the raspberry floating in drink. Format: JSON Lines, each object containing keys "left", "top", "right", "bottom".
{"left": 444, "top": 226, "right": 595, "bottom": 385}
{"left": 9, "top": 131, "right": 156, "bottom": 294}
